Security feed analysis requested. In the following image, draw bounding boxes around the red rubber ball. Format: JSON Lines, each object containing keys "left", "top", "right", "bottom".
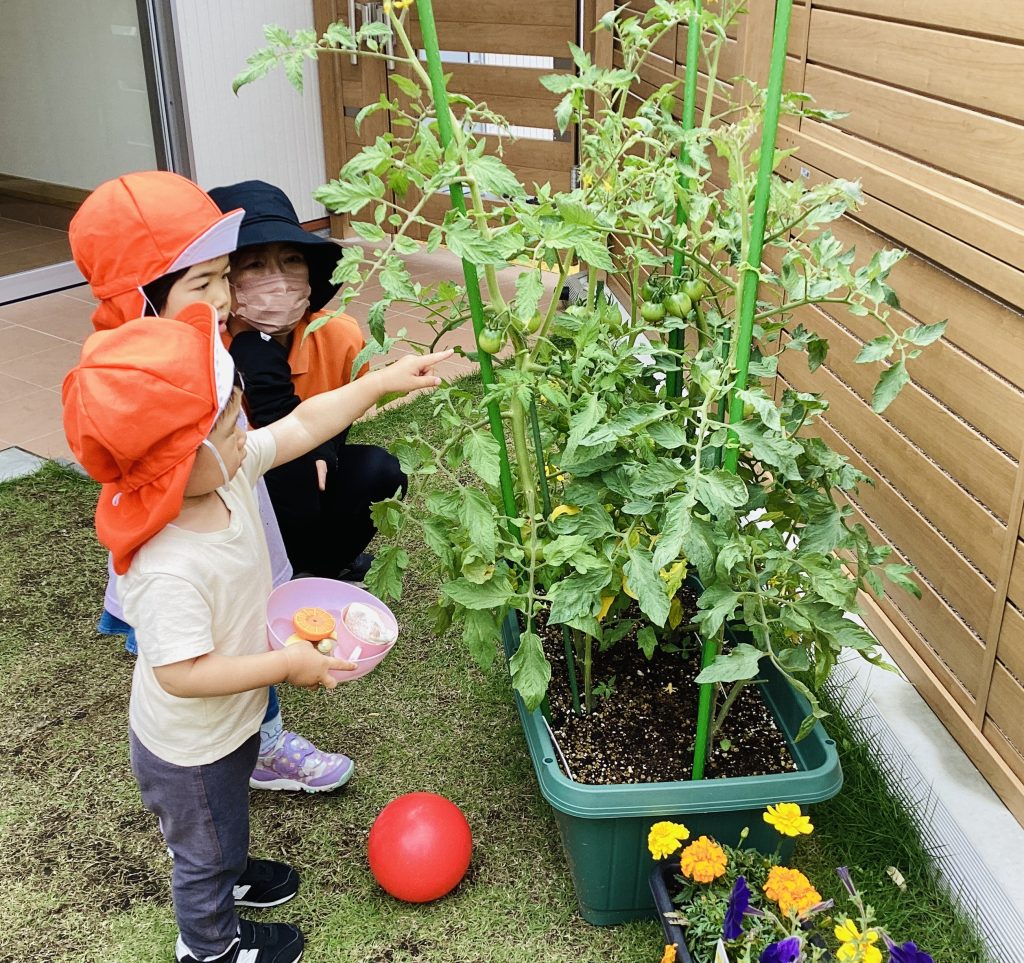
{"left": 367, "top": 792, "right": 472, "bottom": 903}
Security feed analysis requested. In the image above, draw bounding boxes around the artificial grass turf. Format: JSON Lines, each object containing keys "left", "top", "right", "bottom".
{"left": 0, "top": 384, "right": 991, "bottom": 962}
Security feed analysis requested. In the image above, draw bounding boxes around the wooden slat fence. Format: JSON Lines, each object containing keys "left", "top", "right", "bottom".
{"left": 600, "top": 0, "right": 1024, "bottom": 822}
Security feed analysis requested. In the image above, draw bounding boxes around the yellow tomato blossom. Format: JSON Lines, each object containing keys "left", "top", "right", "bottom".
{"left": 763, "top": 802, "right": 814, "bottom": 837}
{"left": 679, "top": 836, "right": 728, "bottom": 883}
{"left": 549, "top": 504, "right": 580, "bottom": 521}
{"left": 597, "top": 595, "right": 615, "bottom": 622}
{"left": 835, "top": 920, "right": 882, "bottom": 963}
{"left": 660, "top": 944, "right": 677, "bottom": 963}
{"left": 647, "top": 821, "right": 689, "bottom": 860}
{"left": 763, "top": 865, "right": 822, "bottom": 917}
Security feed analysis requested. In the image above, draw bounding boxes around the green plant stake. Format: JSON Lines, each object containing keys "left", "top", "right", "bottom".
{"left": 692, "top": 0, "right": 794, "bottom": 781}
{"left": 666, "top": 0, "right": 702, "bottom": 399}
{"left": 414, "top": 0, "right": 518, "bottom": 534}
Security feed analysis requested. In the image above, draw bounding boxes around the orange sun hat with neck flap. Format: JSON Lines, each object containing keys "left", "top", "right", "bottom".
{"left": 62, "top": 302, "right": 237, "bottom": 574}
{"left": 69, "top": 170, "right": 244, "bottom": 332}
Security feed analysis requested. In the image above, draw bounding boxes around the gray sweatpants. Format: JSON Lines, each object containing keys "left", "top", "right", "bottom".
{"left": 130, "top": 729, "right": 259, "bottom": 959}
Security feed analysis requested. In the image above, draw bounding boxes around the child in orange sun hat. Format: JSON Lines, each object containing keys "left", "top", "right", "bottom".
{"left": 69, "top": 170, "right": 354, "bottom": 793}
{"left": 63, "top": 301, "right": 450, "bottom": 963}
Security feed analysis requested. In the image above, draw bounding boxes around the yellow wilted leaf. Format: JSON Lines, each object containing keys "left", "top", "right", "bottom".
{"left": 668, "top": 596, "right": 683, "bottom": 629}
{"left": 597, "top": 595, "right": 615, "bottom": 622}
{"left": 549, "top": 504, "right": 580, "bottom": 521}
{"left": 622, "top": 575, "right": 638, "bottom": 600}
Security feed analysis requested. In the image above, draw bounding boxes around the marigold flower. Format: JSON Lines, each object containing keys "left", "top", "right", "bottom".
{"left": 763, "top": 802, "right": 813, "bottom": 837}
{"left": 679, "top": 835, "right": 728, "bottom": 883}
{"left": 835, "top": 918, "right": 882, "bottom": 963}
{"left": 648, "top": 821, "right": 689, "bottom": 860}
{"left": 763, "top": 865, "right": 822, "bottom": 917}
{"left": 660, "top": 945, "right": 677, "bottom": 963}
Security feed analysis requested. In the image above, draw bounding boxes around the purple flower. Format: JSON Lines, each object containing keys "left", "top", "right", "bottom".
{"left": 760, "top": 936, "right": 803, "bottom": 963}
{"left": 889, "top": 941, "right": 935, "bottom": 963}
{"left": 836, "top": 865, "right": 856, "bottom": 896}
{"left": 723, "top": 875, "right": 750, "bottom": 940}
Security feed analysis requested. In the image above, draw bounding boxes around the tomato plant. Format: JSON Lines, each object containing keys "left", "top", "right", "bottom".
{"left": 239, "top": 0, "right": 942, "bottom": 738}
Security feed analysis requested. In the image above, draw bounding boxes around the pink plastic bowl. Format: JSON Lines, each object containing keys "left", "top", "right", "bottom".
{"left": 266, "top": 577, "right": 399, "bottom": 681}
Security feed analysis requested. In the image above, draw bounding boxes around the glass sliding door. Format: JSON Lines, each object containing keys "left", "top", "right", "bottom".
{"left": 0, "top": 0, "right": 179, "bottom": 304}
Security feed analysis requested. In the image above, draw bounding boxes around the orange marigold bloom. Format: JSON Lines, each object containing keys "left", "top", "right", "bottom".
{"left": 660, "top": 945, "right": 677, "bottom": 963}
{"left": 763, "top": 865, "right": 822, "bottom": 917}
{"left": 679, "top": 835, "right": 728, "bottom": 883}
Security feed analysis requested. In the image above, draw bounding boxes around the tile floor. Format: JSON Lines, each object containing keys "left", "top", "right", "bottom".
{"left": 0, "top": 242, "right": 555, "bottom": 462}
{"left": 0, "top": 213, "right": 74, "bottom": 277}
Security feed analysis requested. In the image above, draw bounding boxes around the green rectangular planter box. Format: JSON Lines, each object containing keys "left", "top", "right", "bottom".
{"left": 501, "top": 613, "right": 843, "bottom": 925}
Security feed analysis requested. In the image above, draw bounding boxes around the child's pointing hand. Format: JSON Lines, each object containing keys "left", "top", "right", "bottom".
{"left": 379, "top": 349, "right": 454, "bottom": 397}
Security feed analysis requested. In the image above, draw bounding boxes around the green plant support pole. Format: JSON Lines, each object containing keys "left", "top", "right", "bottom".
{"left": 666, "top": 0, "right": 702, "bottom": 399}
{"left": 691, "top": 0, "right": 794, "bottom": 781}
{"left": 414, "top": 0, "right": 518, "bottom": 531}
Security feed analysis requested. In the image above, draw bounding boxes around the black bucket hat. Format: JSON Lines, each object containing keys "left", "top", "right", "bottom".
{"left": 208, "top": 180, "right": 341, "bottom": 313}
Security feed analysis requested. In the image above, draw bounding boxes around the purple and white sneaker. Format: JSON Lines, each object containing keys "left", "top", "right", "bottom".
{"left": 250, "top": 732, "right": 354, "bottom": 793}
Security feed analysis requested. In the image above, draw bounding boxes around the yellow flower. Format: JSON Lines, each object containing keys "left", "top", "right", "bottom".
{"left": 597, "top": 595, "right": 615, "bottom": 622}
{"left": 763, "top": 802, "right": 813, "bottom": 837}
{"left": 549, "top": 504, "right": 580, "bottom": 521}
{"left": 835, "top": 920, "right": 881, "bottom": 963}
{"left": 763, "top": 865, "right": 822, "bottom": 917}
{"left": 648, "top": 821, "right": 689, "bottom": 860}
{"left": 660, "top": 945, "right": 677, "bottom": 963}
{"left": 679, "top": 836, "right": 727, "bottom": 883}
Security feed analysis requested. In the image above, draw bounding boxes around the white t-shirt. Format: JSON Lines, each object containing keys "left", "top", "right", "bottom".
{"left": 121, "top": 429, "right": 277, "bottom": 767}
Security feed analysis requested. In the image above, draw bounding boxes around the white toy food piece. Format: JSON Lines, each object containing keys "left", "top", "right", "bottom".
{"left": 343, "top": 602, "right": 397, "bottom": 644}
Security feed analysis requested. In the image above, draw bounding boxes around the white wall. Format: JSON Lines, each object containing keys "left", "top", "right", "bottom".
{"left": 172, "top": 0, "right": 328, "bottom": 222}
{"left": 0, "top": 0, "right": 157, "bottom": 189}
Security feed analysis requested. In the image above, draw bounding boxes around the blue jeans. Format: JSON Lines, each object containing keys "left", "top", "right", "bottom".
{"left": 100, "top": 610, "right": 279, "bottom": 725}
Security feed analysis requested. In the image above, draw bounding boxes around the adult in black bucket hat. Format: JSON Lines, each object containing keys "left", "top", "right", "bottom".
{"left": 209, "top": 179, "right": 407, "bottom": 583}
{"left": 209, "top": 179, "right": 341, "bottom": 313}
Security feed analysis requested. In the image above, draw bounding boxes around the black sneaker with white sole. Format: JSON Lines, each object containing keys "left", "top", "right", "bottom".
{"left": 233, "top": 859, "right": 300, "bottom": 908}
{"left": 176, "top": 919, "right": 304, "bottom": 963}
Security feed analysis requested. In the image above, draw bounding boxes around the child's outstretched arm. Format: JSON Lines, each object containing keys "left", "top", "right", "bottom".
{"left": 267, "top": 350, "right": 452, "bottom": 470}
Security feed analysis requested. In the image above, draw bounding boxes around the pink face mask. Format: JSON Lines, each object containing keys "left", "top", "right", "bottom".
{"left": 232, "top": 274, "right": 311, "bottom": 335}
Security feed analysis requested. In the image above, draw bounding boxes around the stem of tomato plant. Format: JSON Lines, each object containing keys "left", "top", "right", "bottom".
{"left": 690, "top": 623, "right": 723, "bottom": 780}
{"left": 528, "top": 394, "right": 582, "bottom": 716}
{"left": 711, "top": 679, "right": 746, "bottom": 736}
{"left": 414, "top": 0, "right": 519, "bottom": 541}
{"left": 666, "top": 0, "right": 702, "bottom": 399}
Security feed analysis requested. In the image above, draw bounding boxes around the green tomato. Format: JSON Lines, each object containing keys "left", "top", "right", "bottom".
{"left": 683, "top": 278, "right": 707, "bottom": 302}
{"left": 640, "top": 301, "right": 666, "bottom": 323}
{"left": 664, "top": 292, "right": 693, "bottom": 319}
{"left": 741, "top": 401, "right": 756, "bottom": 420}
{"left": 641, "top": 278, "right": 659, "bottom": 301}
{"left": 477, "top": 328, "right": 504, "bottom": 354}
{"left": 526, "top": 312, "right": 544, "bottom": 334}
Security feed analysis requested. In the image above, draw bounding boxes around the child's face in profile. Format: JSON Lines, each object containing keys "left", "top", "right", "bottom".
{"left": 164, "top": 255, "right": 232, "bottom": 330}
{"left": 184, "top": 389, "right": 246, "bottom": 497}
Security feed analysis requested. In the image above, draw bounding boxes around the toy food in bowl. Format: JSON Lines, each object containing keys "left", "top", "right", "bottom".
{"left": 266, "top": 578, "right": 399, "bottom": 682}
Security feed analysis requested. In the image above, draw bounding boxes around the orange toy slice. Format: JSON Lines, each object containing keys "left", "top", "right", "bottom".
{"left": 292, "top": 607, "right": 337, "bottom": 642}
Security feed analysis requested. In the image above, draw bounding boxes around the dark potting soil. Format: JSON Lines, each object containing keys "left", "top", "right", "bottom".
{"left": 537, "top": 583, "right": 796, "bottom": 785}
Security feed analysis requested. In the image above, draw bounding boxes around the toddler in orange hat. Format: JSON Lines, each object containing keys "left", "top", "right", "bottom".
{"left": 71, "top": 170, "right": 356, "bottom": 795}
{"left": 63, "top": 299, "right": 451, "bottom": 963}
